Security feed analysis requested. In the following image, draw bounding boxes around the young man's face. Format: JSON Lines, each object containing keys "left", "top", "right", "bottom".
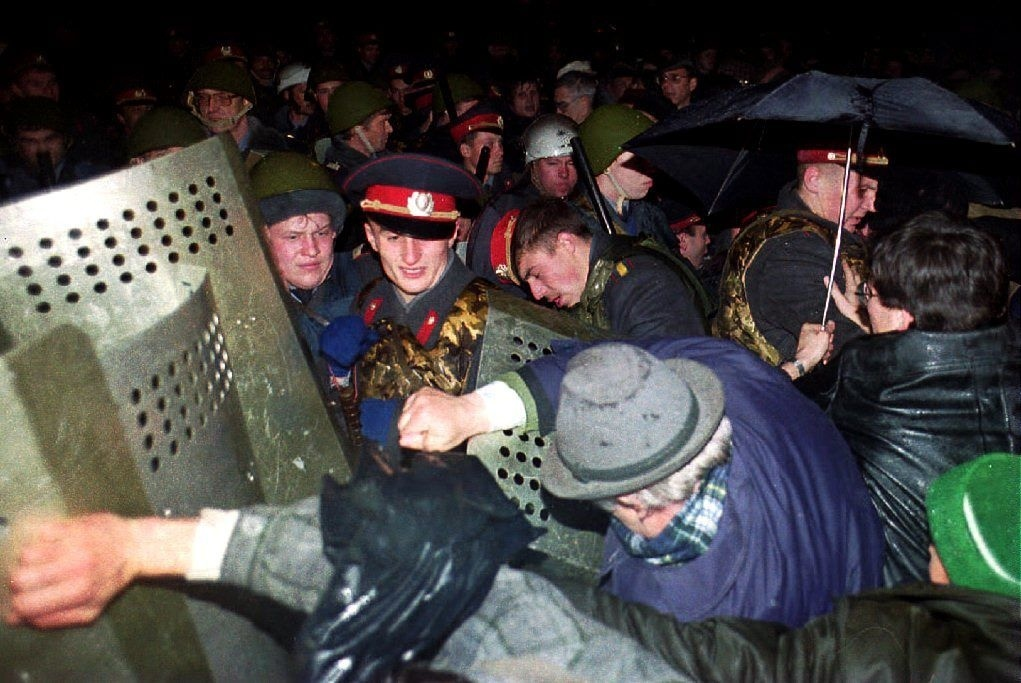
{"left": 511, "top": 82, "right": 541, "bottom": 118}
{"left": 263, "top": 213, "right": 336, "bottom": 290}
{"left": 531, "top": 156, "right": 577, "bottom": 199}
{"left": 461, "top": 132, "right": 503, "bottom": 176}
{"left": 659, "top": 67, "right": 696, "bottom": 108}
{"left": 677, "top": 223, "right": 711, "bottom": 269}
{"left": 606, "top": 151, "right": 655, "bottom": 200}
{"left": 812, "top": 165, "right": 878, "bottom": 232}
{"left": 364, "top": 220, "right": 456, "bottom": 302}
{"left": 314, "top": 80, "right": 343, "bottom": 113}
{"left": 356, "top": 111, "right": 393, "bottom": 152}
{"left": 15, "top": 128, "right": 67, "bottom": 171}
{"left": 516, "top": 234, "right": 589, "bottom": 308}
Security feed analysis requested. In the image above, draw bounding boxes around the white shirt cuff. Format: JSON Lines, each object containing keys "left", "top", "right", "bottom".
{"left": 185, "top": 508, "right": 240, "bottom": 581}
{"left": 475, "top": 381, "right": 527, "bottom": 432}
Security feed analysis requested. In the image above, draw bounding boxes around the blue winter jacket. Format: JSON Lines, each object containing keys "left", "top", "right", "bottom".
{"left": 513, "top": 335, "right": 885, "bottom": 628}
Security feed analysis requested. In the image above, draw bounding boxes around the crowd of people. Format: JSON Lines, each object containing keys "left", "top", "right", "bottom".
{"left": 1, "top": 11, "right": 1019, "bottom": 682}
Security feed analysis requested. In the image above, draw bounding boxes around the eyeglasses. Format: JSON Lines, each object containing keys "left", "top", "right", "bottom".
{"left": 554, "top": 95, "right": 581, "bottom": 112}
{"left": 194, "top": 92, "right": 241, "bottom": 108}
{"left": 659, "top": 73, "right": 691, "bottom": 85}
{"left": 855, "top": 281, "right": 875, "bottom": 306}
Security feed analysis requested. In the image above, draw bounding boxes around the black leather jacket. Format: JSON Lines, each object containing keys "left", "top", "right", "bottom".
{"left": 799, "top": 322, "right": 1021, "bottom": 586}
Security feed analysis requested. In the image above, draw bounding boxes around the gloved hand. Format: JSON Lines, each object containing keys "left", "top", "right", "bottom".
{"left": 320, "top": 315, "right": 379, "bottom": 376}
{"left": 360, "top": 398, "right": 401, "bottom": 446}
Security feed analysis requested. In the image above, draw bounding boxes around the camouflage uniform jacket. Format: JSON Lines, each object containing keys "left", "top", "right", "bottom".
{"left": 713, "top": 191, "right": 867, "bottom": 365}
{"left": 354, "top": 254, "right": 490, "bottom": 399}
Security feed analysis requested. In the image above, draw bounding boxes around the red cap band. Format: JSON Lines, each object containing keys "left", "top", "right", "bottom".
{"left": 490, "top": 209, "right": 520, "bottom": 284}
{"left": 796, "top": 149, "right": 889, "bottom": 166}
{"left": 669, "top": 214, "right": 703, "bottom": 234}
{"left": 360, "top": 184, "right": 459, "bottom": 221}
{"left": 451, "top": 112, "right": 503, "bottom": 143}
{"left": 115, "top": 87, "right": 157, "bottom": 106}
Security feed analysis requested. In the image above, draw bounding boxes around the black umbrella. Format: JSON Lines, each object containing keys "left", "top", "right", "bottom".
{"left": 627, "top": 70, "right": 1021, "bottom": 216}
{"left": 626, "top": 70, "right": 1021, "bottom": 325}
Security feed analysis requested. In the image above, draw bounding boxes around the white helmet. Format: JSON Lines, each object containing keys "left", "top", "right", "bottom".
{"left": 523, "top": 113, "right": 579, "bottom": 164}
{"left": 277, "top": 63, "right": 311, "bottom": 93}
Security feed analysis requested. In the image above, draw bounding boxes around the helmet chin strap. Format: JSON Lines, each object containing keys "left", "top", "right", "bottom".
{"left": 353, "top": 126, "right": 377, "bottom": 155}
{"left": 190, "top": 98, "right": 253, "bottom": 132}
{"left": 604, "top": 169, "right": 630, "bottom": 214}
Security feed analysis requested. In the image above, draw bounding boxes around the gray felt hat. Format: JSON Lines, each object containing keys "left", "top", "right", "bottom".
{"left": 543, "top": 342, "right": 725, "bottom": 500}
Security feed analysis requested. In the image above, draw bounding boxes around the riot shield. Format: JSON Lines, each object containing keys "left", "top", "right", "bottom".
{"left": 0, "top": 135, "right": 354, "bottom": 680}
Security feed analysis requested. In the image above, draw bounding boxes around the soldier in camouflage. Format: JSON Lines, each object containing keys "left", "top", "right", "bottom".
{"left": 713, "top": 148, "right": 883, "bottom": 370}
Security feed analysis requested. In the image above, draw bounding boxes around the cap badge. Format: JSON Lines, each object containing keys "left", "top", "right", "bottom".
{"left": 408, "top": 191, "right": 435, "bottom": 217}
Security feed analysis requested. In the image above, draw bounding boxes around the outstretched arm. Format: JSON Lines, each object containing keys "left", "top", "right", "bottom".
{"left": 3, "top": 513, "right": 197, "bottom": 628}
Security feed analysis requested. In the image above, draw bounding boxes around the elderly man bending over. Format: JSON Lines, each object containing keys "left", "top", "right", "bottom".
{"left": 399, "top": 336, "right": 884, "bottom": 627}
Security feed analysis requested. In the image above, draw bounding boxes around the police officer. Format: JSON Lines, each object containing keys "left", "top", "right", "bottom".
{"left": 332, "top": 153, "right": 490, "bottom": 405}
{"left": 511, "top": 196, "right": 709, "bottom": 338}
{"left": 1, "top": 96, "right": 112, "bottom": 203}
{"left": 571, "top": 104, "right": 676, "bottom": 253}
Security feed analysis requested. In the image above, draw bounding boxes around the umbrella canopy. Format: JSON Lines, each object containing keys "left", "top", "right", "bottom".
{"left": 627, "top": 70, "right": 1021, "bottom": 215}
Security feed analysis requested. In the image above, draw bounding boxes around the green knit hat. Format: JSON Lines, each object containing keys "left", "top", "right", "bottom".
{"left": 250, "top": 151, "right": 346, "bottom": 230}
{"left": 926, "top": 452, "right": 1021, "bottom": 599}
{"left": 125, "top": 106, "right": 208, "bottom": 158}
{"left": 326, "top": 81, "right": 391, "bottom": 135}
{"left": 186, "top": 60, "right": 257, "bottom": 104}
{"left": 578, "top": 104, "right": 654, "bottom": 174}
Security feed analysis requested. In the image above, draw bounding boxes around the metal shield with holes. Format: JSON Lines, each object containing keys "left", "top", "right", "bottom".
{"left": 0, "top": 134, "right": 352, "bottom": 680}
{"left": 470, "top": 288, "right": 611, "bottom": 578}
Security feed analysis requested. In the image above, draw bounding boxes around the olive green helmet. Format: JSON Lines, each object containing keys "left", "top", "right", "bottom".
{"left": 186, "top": 60, "right": 257, "bottom": 104}
{"left": 326, "top": 81, "right": 390, "bottom": 136}
{"left": 432, "top": 73, "right": 484, "bottom": 115}
{"left": 578, "top": 104, "right": 654, "bottom": 174}
{"left": 125, "top": 106, "right": 208, "bottom": 158}
{"left": 249, "top": 151, "right": 347, "bottom": 229}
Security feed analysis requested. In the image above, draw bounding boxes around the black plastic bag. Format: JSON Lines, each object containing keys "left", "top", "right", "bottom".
{"left": 293, "top": 450, "right": 542, "bottom": 682}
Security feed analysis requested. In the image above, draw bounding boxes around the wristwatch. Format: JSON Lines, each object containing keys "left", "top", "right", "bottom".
{"left": 784, "top": 357, "right": 808, "bottom": 377}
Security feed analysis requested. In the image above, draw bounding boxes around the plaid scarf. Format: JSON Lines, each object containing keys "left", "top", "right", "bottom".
{"left": 611, "top": 461, "right": 730, "bottom": 566}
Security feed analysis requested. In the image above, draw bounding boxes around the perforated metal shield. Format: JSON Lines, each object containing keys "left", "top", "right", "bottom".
{"left": 470, "top": 289, "right": 611, "bottom": 577}
{"left": 0, "top": 135, "right": 352, "bottom": 680}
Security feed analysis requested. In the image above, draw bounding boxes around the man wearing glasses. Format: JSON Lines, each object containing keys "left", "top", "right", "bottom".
{"left": 802, "top": 210, "right": 1020, "bottom": 589}
{"left": 552, "top": 69, "right": 598, "bottom": 125}
{"left": 185, "top": 61, "right": 292, "bottom": 168}
{"left": 658, "top": 59, "right": 699, "bottom": 110}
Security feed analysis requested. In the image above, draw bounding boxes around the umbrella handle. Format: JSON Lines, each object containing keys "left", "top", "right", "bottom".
{"left": 821, "top": 146, "right": 854, "bottom": 326}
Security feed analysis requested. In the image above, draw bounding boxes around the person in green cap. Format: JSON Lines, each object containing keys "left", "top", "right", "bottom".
{"left": 124, "top": 105, "right": 208, "bottom": 165}
{"left": 571, "top": 103, "right": 675, "bottom": 251}
{"left": 184, "top": 60, "right": 293, "bottom": 168}
{"left": 320, "top": 80, "right": 394, "bottom": 187}
{"left": 248, "top": 151, "right": 371, "bottom": 364}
